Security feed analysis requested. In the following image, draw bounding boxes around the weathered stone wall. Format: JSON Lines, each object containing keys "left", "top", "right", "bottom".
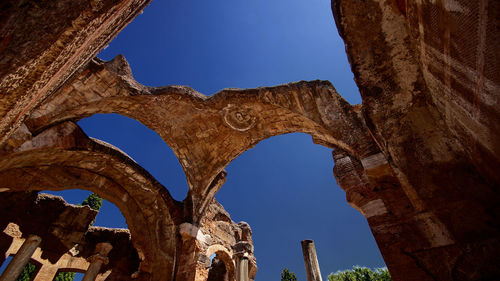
{"left": 332, "top": 0, "right": 500, "bottom": 280}
{"left": 0, "top": 192, "right": 97, "bottom": 260}
{"left": 0, "top": 192, "right": 251, "bottom": 281}
{"left": 0, "top": 193, "right": 140, "bottom": 281}
{"left": 21, "top": 56, "right": 380, "bottom": 223}
{"left": 0, "top": 0, "right": 151, "bottom": 146}
{"left": 176, "top": 200, "right": 256, "bottom": 281}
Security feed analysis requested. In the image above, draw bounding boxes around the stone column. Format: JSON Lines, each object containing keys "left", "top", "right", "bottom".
{"left": 301, "top": 240, "right": 322, "bottom": 281}
{"left": 0, "top": 235, "right": 41, "bottom": 281}
{"left": 236, "top": 256, "right": 249, "bottom": 281}
{"left": 177, "top": 223, "right": 207, "bottom": 281}
{"left": 82, "top": 242, "right": 112, "bottom": 281}
{"left": 234, "top": 241, "right": 252, "bottom": 281}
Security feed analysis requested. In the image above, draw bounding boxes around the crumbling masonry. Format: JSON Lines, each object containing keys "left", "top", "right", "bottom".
{"left": 0, "top": 0, "right": 499, "bottom": 280}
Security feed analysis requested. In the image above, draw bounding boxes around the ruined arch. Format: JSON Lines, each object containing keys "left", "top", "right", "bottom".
{"left": 25, "top": 55, "right": 382, "bottom": 222}
{"left": 206, "top": 245, "right": 233, "bottom": 264}
{"left": 206, "top": 245, "right": 235, "bottom": 281}
{"left": 77, "top": 112, "right": 190, "bottom": 202}
{"left": 0, "top": 0, "right": 499, "bottom": 280}
{"left": 0, "top": 122, "right": 181, "bottom": 281}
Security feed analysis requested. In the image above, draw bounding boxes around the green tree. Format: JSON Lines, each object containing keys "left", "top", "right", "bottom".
{"left": 328, "top": 266, "right": 391, "bottom": 281}
{"left": 81, "top": 193, "right": 103, "bottom": 211}
{"left": 281, "top": 268, "right": 298, "bottom": 281}
{"left": 15, "top": 262, "right": 35, "bottom": 281}
{"left": 53, "top": 272, "right": 76, "bottom": 281}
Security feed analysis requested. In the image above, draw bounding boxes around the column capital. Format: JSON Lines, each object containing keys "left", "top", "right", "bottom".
{"left": 94, "top": 242, "right": 113, "bottom": 256}
{"left": 86, "top": 242, "right": 112, "bottom": 265}
{"left": 26, "top": 235, "right": 42, "bottom": 244}
{"left": 233, "top": 241, "right": 253, "bottom": 258}
{"left": 179, "top": 222, "right": 199, "bottom": 241}
{"left": 87, "top": 253, "right": 109, "bottom": 265}
{"left": 197, "top": 253, "right": 211, "bottom": 268}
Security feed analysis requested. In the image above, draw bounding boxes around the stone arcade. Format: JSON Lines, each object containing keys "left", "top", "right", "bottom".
{"left": 0, "top": 0, "right": 498, "bottom": 280}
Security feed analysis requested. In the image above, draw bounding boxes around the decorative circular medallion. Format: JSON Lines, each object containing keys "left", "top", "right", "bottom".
{"left": 223, "top": 105, "right": 256, "bottom": 132}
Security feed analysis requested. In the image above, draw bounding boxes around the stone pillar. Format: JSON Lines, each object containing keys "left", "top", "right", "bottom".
{"left": 236, "top": 256, "right": 249, "bottom": 281}
{"left": 82, "top": 242, "right": 112, "bottom": 281}
{"left": 234, "top": 241, "right": 252, "bottom": 281}
{"left": 301, "top": 240, "right": 322, "bottom": 281}
{"left": 177, "top": 223, "right": 208, "bottom": 281}
{"left": 0, "top": 235, "right": 41, "bottom": 281}
{"left": 32, "top": 265, "right": 58, "bottom": 281}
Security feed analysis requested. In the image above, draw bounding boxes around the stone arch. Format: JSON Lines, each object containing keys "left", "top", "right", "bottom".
{"left": 0, "top": 122, "right": 182, "bottom": 281}
{"left": 206, "top": 245, "right": 235, "bottom": 281}
{"left": 24, "top": 55, "right": 382, "bottom": 222}
{"left": 77, "top": 112, "right": 190, "bottom": 202}
{"left": 206, "top": 245, "right": 234, "bottom": 266}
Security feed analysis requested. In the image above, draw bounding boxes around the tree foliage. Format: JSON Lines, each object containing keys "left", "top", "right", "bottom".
{"left": 281, "top": 268, "right": 298, "bottom": 281}
{"left": 16, "top": 262, "right": 35, "bottom": 281}
{"left": 328, "top": 266, "right": 391, "bottom": 281}
{"left": 53, "top": 272, "right": 76, "bottom": 281}
{"left": 81, "top": 193, "right": 103, "bottom": 211}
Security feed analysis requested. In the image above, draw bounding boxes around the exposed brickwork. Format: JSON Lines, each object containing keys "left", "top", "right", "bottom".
{"left": 23, "top": 56, "right": 380, "bottom": 222}
{"left": 0, "top": 0, "right": 151, "bottom": 146}
{"left": 333, "top": 0, "right": 500, "bottom": 280}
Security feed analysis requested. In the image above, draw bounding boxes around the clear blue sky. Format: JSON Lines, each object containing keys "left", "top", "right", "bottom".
{"left": 41, "top": 0, "right": 385, "bottom": 280}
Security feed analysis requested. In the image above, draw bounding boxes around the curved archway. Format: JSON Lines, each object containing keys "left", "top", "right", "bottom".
{"left": 206, "top": 245, "right": 235, "bottom": 281}
{"left": 24, "top": 56, "right": 382, "bottom": 222}
{"left": 0, "top": 121, "right": 181, "bottom": 281}
{"left": 43, "top": 189, "right": 128, "bottom": 228}
{"left": 214, "top": 133, "right": 385, "bottom": 280}
{"left": 77, "top": 113, "right": 190, "bottom": 202}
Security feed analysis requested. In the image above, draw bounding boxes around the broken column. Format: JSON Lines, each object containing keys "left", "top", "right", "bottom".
{"left": 234, "top": 241, "right": 253, "bottom": 281}
{"left": 301, "top": 240, "right": 322, "bottom": 281}
{"left": 0, "top": 235, "right": 42, "bottom": 281}
{"left": 82, "top": 242, "right": 112, "bottom": 281}
{"left": 236, "top": 256, "right": 249, "bottom": 281}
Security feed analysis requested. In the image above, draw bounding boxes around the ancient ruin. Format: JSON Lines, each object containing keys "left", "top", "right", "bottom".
{"left": 0, "top": 0, "right": 498, "bottom": 280}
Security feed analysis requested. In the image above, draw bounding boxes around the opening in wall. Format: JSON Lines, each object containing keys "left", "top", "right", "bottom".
{"left": 215, "top": 133, "right": 385, "bottom": 281}
{"left": 0, "top": 190, "right": 139, "bottom": 281}
{"left": 78, "top": 113, "right": 189, "bottom": 202}
{"left": 53, "top": 269, "right": 85, "bottom": 281}
{"left": 42, "top": 189, "right": 127, "bottom": 229}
